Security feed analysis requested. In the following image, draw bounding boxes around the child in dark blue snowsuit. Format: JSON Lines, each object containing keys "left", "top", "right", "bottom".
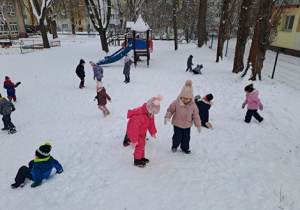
{"left": 195, "top": 94, "right": 214, "bottom": 129}
{"left": 186, "top": 55, "right": 193, "bottom": 72}
{"left": 11, "top": 142, "right": 63, "bottom": 189}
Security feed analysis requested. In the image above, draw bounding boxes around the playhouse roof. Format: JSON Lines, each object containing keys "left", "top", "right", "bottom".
{"left": 131, "top": 15, "right": 150, "bottom": 32}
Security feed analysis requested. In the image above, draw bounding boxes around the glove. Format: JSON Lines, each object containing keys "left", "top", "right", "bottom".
{"left": 31, "top": 182, "right": 41, "bottom": 188}
{"left": 151, "top": 134, "right": 156, "bottom": 139}
{"left": 93, "top": 77, "right": 96, "bottom": 81}
{"left": 56, "top": 169, "right": 63, "bottom": 174}
{"left": 17, "top": 82, "right": 21, "bottom": 85}
{"left": 130, "top": 142, "right": 137, "bottom": 149}
{"left": 12, "top": 107, "right": 15, "bottom": 112}
{"left": 164, "top": 118, "right": 170, "bottom": 125}
{"left": 109, "top": 100, "right": 112, "bottom": 103}
{"left": 242, "top": 104, "right": 245, "bottom": 109}
{"left": 197, "top": 127, "right": 201, "bottom": 133}
{"left": 94, "top": 98, "right": 96, "bottom": 101}
{"left": 259, "top": 104, "right": 263, "bottom": 111}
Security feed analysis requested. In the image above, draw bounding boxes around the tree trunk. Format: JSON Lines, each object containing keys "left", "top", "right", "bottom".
{"left": 232, "top": 0, "right": 252, "bottom": 73}
{"left": 216, "top": 0, "right": 230, "bottom": 62}
{"left": 100, "top": 30, "right": 109, "bottom": 53}
{"left": 197, "top": 0, "right": 207, "bottom": 47}
{"left": 172, "top": 0, "right": 178, "bottom": 50}
{"left": 52, "top": 20, "right": 58, "bottom": 39}
{"left": 40, "top": 21, "right": 50, "bottom": 48}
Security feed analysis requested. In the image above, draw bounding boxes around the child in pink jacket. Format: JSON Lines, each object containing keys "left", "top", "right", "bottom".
{"left": 164, "top": 80, "right": 201, "bottom": 154}
{"left": 242, "top": 84, "right": 264, "bottom": 123}
{"left": 126, "top": 95, "right": 163, "bottom": 167}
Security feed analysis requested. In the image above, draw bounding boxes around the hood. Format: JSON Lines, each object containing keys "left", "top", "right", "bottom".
{"left": 79, "top": 59, "right": 85, "bottom": 65}
{"left": 127, "top": 103, "right": 148, "bottom": 118}
{"left": 247, "top": 89, "right": 259, "bottom": 99}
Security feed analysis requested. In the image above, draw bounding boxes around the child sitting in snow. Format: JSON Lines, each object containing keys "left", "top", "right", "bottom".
{"left": 126, "top": 95, "right": 163, "bottom": 167}
{"left": 3, "top": 76, "right": 21, "bottom": 102}
{"left": 11, "top": 142, "right": 63, "bottom": 189}
{"left": 242, "top": 84, "right": 264, "bottom": 123}
{"left": 164, "top": 80, "right": 201, "bottom": 154}
{"left": 94, "top": 81, "right": 111, "bottom": 117}
{"left": 195, "top": 94, "right": 214, "bottom": 129}
{"left": 192, "top": 64, "right": 203, "bottom": 75}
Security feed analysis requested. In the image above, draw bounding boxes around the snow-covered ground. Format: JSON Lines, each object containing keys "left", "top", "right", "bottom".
{"left": 0, "top": 35, "right": 300, "bottom": 210}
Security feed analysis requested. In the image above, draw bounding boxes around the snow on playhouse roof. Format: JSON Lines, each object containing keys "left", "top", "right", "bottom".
{"left": 131, "top": 15, "right": 150, "bottom": 32}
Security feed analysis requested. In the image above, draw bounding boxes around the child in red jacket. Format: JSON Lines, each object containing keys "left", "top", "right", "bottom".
{"left": 126, "top": 95, "right": 163, "bottom": 167}
{"left": 3, "top": 76, "right": 21, "bottom": 102}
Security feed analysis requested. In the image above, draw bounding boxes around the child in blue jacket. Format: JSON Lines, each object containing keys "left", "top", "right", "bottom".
{"left": 11, "top": 142, "right": 63, "bottom": 189}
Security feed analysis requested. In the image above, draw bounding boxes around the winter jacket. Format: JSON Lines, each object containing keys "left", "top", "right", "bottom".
{"left": 3, "top": 79, "right": 20, "bottom": 97}
{"left": 76, "top": 59, "right": 85, "bottom": 78}
{"left": 0, "top": 97, "right": 15, "bottom": 115}
{"left": 195, "top": 98, "right": 212, "bottom": 123}
{"left": 242, "top": 89, "right": 263, "bottom": 110}
{"left": 123, "top": 59, "right": 132, "bottom": 75}
{"left": 31, "top": 156, "right": 63, "bottom": 185}
{"left": 165, "top": 97, "right": 201, "bottom": 129}
{"left": 95, "top": 87, "right": 111, "bottom": 106}
{"left": 126, "top": 103, "right": 157, "bottom": 144}
{"left": 93, "top": 65, "right": 104, "bottom": 81}
{"left": 187, "top": 57, "right": 193, "bottom": 67}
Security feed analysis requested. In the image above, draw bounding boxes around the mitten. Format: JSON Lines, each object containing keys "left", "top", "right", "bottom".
{"left": 12, "top": 107, "right": 15, "bottom": 112}
{"left": 94, "top": 97, "right": 96, "bottom": 101}
{"left": 151, "top": 133, "right": 156, "bottom": 139}
{"left": 17, "top": 82, "right": 21, "bottom": 85}
{"left": 164, "top": 118, "right": 170, "bottom": 125}
{"left": 197, "top": 127, "right": 201, "bottom": 133}
{"left": 242, "top": 104, "right": 245, "bottom": 109}
{"left": 31, "top": 182, "right": 41, "bottom": 188}
{"left": 130, "top": 142, "right": 137, "bottom": 149}
{"left": 109, "top": 100, "right": 112, "bottom": 103}
{"left": 56, "top": 169, "right": 63, "bottom": 174}
{"left": 259, "top": 104, "right": 263, "bottom": 111}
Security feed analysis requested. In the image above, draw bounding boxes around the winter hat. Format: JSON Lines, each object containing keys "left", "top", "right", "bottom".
{"left": 35, "top": 142, "right": 52, "bottom": 159}
{"left": 5, "top": 76, "right": 10, "bottom": 80}
{"left": 146, "top": 95, "right": 163, "bottom": 115}
{"left": 179, "top": 80, "right": 194, "bottom": 99}
{"left": 125, "top": 54, "right": 129, "bottom": 62}
{"left": 244, "top": 84, "right": 254, "bottom": 92}
{"left": 205, "top": 94, "right": 213, "bottom": 102}
{"left": 90, "top": 61, "right": 96, "bottom": 67}
{"left": 80, "top": 59, "right": 85, "bottom": 64}
{"left": 96, "top": 81, "right": 103, "bottom": 90}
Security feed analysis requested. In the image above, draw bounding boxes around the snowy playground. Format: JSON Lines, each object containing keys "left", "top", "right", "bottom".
{"left": 0, "top": 34, "right": 300, "bottom": 210}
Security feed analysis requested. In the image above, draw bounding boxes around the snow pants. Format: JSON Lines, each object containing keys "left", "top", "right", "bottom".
{"left": 245, "top": 109, "right": 263, "bottom": 123}
{"left": 172, "top": 126, "right": 191, "bottom": 151}
{"left": 133, "top": 133, "right": 146, "bottom": 160}
{"left": 14, "top": 166, "right": 33, "bottom": 184}
{"left": 2, "top": 114, "right": 15, "bottom": 129}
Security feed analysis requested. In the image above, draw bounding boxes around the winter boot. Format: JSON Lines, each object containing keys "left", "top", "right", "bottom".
{"left": 171, "top": 147, "right": 177, "bottom": 153}
{"left": 11, "top": 183, "right": 21, "bottom": 189}
{"left": 141, "top": 158, "right": 149, "bottom": 163}
{"left": 79, "top": 84, "right": 83, "bottom": 89}
{"left": 9, "top": 127, "right": 17, "bottom": 134}
{"left": 182, "top": 149, "right": 191, "bottom": 154}
{"left": 123, "top": 140, "right": 130, "bottom": 147}
{"left": 1, "top": 127, "right": 9, "bottom": 131}
{"left": 134, "top": 159, "right": 146, "bottom": 168}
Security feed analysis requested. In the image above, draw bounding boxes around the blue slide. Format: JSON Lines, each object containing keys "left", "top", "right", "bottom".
{"left": 97, "top": 41, "right": 133, "bottom": 65}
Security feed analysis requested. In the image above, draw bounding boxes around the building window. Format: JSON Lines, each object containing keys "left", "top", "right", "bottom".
{"left": 7, "top": 3, "right": 15, "bottom": 16}
{"left": 10, "top": 22, "right": 18, "bottom": 34}
{"left": 0, "top": 23, "right": 9, "bottom": 35}
{"left": 283, "top": 15, "right": 295, "bottom": 31}
{"left": 62, "top": 24, "right": 68, "bottom": 29}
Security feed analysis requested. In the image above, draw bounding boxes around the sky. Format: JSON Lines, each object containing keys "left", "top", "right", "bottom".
{"left": 0, "top": 35, "right": 300, "bottom": 210}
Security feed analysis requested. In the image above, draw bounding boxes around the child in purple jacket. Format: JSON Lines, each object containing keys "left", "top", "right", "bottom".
{"left": 242, "top": 84, "right": 264, "bottom": 123}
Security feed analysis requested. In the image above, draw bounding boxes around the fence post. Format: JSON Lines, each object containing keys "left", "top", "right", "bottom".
{"left": 272, "top": 47, "right": 281, "bottom": 79}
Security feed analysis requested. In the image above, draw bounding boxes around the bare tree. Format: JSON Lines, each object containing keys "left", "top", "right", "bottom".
{"left": 242, "top": 0, "right": 288, "bottom": 80}
{"left": 126, "top": 0, "right": 146, "bottom": 22}
{"left": 232, "top": 0, "right": 254, "bottom": 73}
{"left": 23, "top": 0, "right": 54, "bottom": 48}
{"left": 84, "top": 0, "right": 111, "bottom": 53}
{"left": 172, "top": 0, "right": 178, "bottom": 50}
{"left": 197, "top": 0, "right": 207, "bottom": 47}
{"left": 177, "top": 0, "right": 198, "bottom": 43}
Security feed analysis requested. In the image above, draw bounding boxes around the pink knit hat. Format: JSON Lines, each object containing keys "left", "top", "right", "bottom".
{"left": 146, "top": 95, "right": 163, "bottom": 115}
{"left": 179, "top": 80, "right": 194, "bottom": 99}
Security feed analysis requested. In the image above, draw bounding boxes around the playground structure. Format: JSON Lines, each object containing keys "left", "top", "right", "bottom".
{"left": 97, "top": 15, "right": 153, "bottom": 67}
